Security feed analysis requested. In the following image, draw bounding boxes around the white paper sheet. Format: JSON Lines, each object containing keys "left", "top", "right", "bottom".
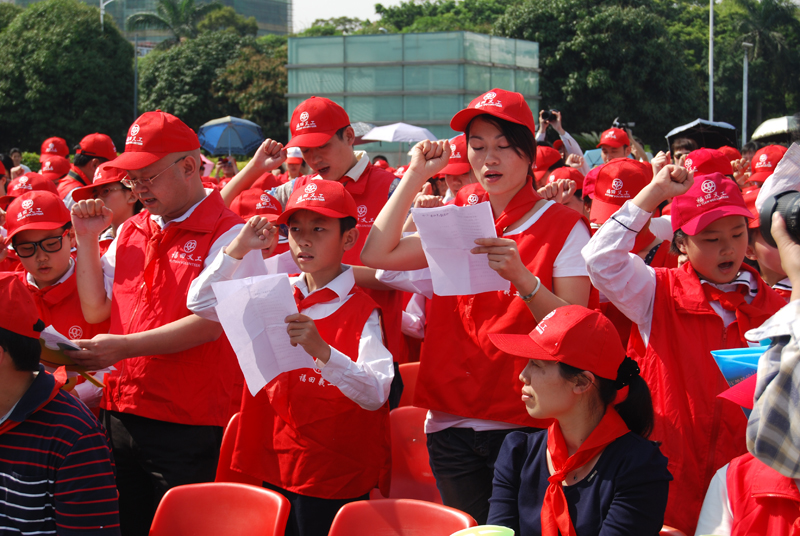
{"left": 212, "top": 274, "right": 316, "bottom": 396}
{"left": 263, "top": 250, "right": 301, "bottom": 275}
{"left": 756, "top": 143, "right": 800, "bottom": 212}
{"left": 412, "top": 202, "right": 511, "bottom": 296}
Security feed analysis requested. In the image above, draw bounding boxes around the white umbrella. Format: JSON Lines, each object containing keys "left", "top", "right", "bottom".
{"left": 752, "top": 116, "right": 798, "bottom": 140}
{"left": 362, "top": 122, "right": 437, "bottom": 143}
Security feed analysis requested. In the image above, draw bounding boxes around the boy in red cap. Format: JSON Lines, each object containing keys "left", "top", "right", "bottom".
{"left": 597, "top": 127, "right": 631, "bottom": 164}
{"left": 67, "top": 111, "right": 263, "bottom": 535}
{"left": 222, "top": 97, "right": 408, "bottom": 368}
{"left": 229, "top": 189, "right": 284, "bottom": 257}
{"left": 583, "top": 166, "right": 786, "bottom": 534}
{"left": 60, "top": 133, "right": 118, "bottom": 207}
{"left": 748, "top": 145, "right": 788, "bottom": 188}
{"left": 39, "top": 154, "right": 71, "bottom": 183}
{"left": 440, "top": 134, "right": 475, "bottom": 203}
{"left": 0, "top": 273, "right": 120, "bottom": 535}
{"left": 40, "top": 136, "right": 69, "bottom": 159}
{"left": 683, "top": 148, "right": 734, "bottom": 178}
{"left": 188, "top": 180, "right": 393, "bottom": 536}
{"left": 0, "top": 172, "right": 59, "bottom": 208}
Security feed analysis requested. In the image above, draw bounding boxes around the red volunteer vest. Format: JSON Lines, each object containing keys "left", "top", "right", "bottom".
{"left": 627, "top": 262, "right": 786, "bottom": 535}
{"left": 104, "top": 191, "right": 244, "bottom": 427}
{"left": 728, "top": 453, "right": 800, "bottom": 536}
{"left": 415, "top": 202, "right": 586, "bottom": 427}
{"left": 57, "top": 166, "right": 90, "bottom": 200}
{"left": 16, "top": 269, "right": 110, "bottom": 342}
{"left": 293, "top": 163, "right": 407, "bottom": 363}
{"left": 231, "top": 288, "right": 391, "bottom": 499}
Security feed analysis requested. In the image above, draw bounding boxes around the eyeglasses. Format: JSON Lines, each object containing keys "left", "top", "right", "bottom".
{"left": 13, "top": 229, "right": 69, "bottom": 258}
{"left": 121, "top": 156, "right": 186, "bottom": 188}
{"left": 94, "top": 185, "right": 124, "bottom": 199}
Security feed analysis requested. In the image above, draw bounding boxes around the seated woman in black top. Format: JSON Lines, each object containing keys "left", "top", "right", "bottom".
{"left": 487, "top": 305, "right": 671, "bottom": 536}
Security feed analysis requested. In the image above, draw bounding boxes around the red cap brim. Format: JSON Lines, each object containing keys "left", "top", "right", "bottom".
{"left": 488, "top": 333, "right": 552, "bottom": 361}
{"left": 747, "top": 170, "right": 773, "bottom": 185}
{"left": 285, "top": 131, "right": 336, "bottom": 149}
{"left": 277, "top": 206, "right": 352, "bottom": 225}
{"left": 717, "top": 374, "right": 756, "bottom": 410}
{"left": 597, "top": 140, "right": 626, "bottom": 148}
{"left": 40, "top": 171, "right": 67, "bottom": 182}
{"left": 7, "top": 220, "right": 69, "bottom": 240}
{"left": 106, "top": 151, "right": 169, "bottom": 172}
{"left": 589, "top": 198, "right": 625, "bottom": 224}
{"left": 680, "top": 206, "right": 753, "bottom": 235}
{"left": 441, "top": 163, "right": 471, "bottom": 176}
{"left": 450, "top": 107, "right": 530, "bottom": 133}
{"left": 286, "top": 157, "right": 303, "bottom": 165}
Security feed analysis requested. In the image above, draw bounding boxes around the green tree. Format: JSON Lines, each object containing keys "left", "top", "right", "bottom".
{"left": 375, "top": 0, "right": 517, "bottom": 33}
{"left": 127, "top": 0, "right": 224, "bottom": 42}
{"left": 212, "top": 35, "right": 288, "bottom": 141}
{"left": 297, "top": 17, "right": 370, "bottom": 36}
{"left": 197, "top": 6, "right": 258, "bottom": 36}
{"left": 494, "top": 0, "right": 704, "bottom": 147}
{"left": 0, "top": 0, "right": 134, "bottom": 151}
{"left": 0, "top": 3, "right": 23, "bottom": 33}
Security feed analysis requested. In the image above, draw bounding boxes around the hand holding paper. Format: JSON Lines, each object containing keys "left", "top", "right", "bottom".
{"left": 412, "top": 202, "right": 511, "bottom": 296}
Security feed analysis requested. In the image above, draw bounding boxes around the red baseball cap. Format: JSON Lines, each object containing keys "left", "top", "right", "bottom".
{"left": 670, "top": 172, "right": 752, "bottom": 235}
{"left": 743, "top": 187, "right": 761, "bottom": 229}
{"left": 749, "top": 145, "right": 788, "bottom": 185}
{"left": 582, "top": 165, "right": 602, "bottom": 200}
{"left": 286, "top": 97, "right": 351, "bottom": 149}
{"left": 718, "top": 374, "right": 757, "bottom": 410}
{"left": 684, "top": 148, "right": 733, "bottom": 177}
{"left": 77, "top": 133, "right": 118, "bottom": 162}
{"left": 286, "top": 146, "right": 304, "bottom": 165}
{"left": 40, "top": 137, "right": 69, "bottom": 159}
{"left": 441, "top": 135, "right": 471, "bottom": 176}
{"left": 590, "top": 158, "right": 653, "bottom": 224}
{"left": 546, "top": 166, "right": 585, "bottom": 190}
{"left": 5, "top": 191, "right": 71, "bottom": 240}
{"left": 277, "top": 180, "right": 357, "bottom": 225}
{"left": 717, "top": 146, "right": 742, "bottom": 162}
{"left": 0, "top": 173, "right": 59, "bottom": 209}
{"left": 110, "top": 111, "right": 200, "bottom": 171}
{"left": 39, "top": 155, "right": 71, "bottom": 182}
{"left": 450, "top": 89, "right": 536, "bottom": 135}
{"left": 489, "top": 305, "right": 626, "bottom": 381}
{"left": 0, "top": 160, "right": 5, "bottom": 176}
{"left": 231, "top": 189, "right": 283, "bottom": 222}
{"left": 70, "top": 162, "right": 128, "bottom": 202}
{"left": 0, "top": 273, "right": 44, "bottom": 339}
{"left": 597, "top": 128, "right": 630, "bottom": 148}
{"left": 553, "top": 139, "right": 564, "bottom": 151}
{"left": 534, "top": 146, "right": 562, "bottom": 172}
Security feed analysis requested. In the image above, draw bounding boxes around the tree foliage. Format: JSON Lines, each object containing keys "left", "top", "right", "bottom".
{"left": 375, "top": 0, "right": 518, "bottom": 32}
{"left": 138, "top": 32, "right": 288, "bottom": 141}
{"left": 127, "top": 0, "right": 224, "bottom": 43}
{"left": 197, "top": 6, "right": 258, "bottom": 37}
{"left": 0, "top": 3, "right": 23, "bottom": 33}
{"left": 0, "top": 0, "right": 134, "bottom": 151}
{"left": 494, "top": 0, "right": 704, "bottom": 148}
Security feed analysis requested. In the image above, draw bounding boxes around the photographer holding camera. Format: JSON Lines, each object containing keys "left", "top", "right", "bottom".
{"left": 537, "top": 109, "right": 591, "bottom": 175}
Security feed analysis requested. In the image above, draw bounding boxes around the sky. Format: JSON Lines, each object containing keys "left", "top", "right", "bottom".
{"left": 292, "top": 0, "right": 402, "bottom": 34}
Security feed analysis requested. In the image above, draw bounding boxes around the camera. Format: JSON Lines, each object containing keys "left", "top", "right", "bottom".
{"left": 759, "top": 191, "right": 800, "bottom": 247}
{"left": 219, "top": 157, "right": 229, "bottom": 164}
{"left": 612, "top": 117, "right": 635, "bottom": 130}
{"left": 541, "top": 109, "right": 559, "bottom": 121}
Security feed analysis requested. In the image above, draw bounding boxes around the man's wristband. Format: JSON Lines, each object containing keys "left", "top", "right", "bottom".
{"left": 517, "top": 276, "right": 541, "bottom": 304}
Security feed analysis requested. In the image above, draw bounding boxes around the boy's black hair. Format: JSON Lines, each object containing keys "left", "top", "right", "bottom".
{"left": 9, "top": 148, "right": 21, "bottom": 156}
{"left": 72, "top": 144, "right": 109, "bottom": 167}
{"left": 0, "top": 325, "right": 42, "bottom": 372}
{"left": 671, "top": 137, "right": 698, "bottom": 154}
{"left": 670, "top": 229, "right": 687, "bottom": 256}
{"left": 334, "top": 126, "right": 351, "bottom": 141}
{"left": 339, "top": 216, "right": 356, "bottom": 235}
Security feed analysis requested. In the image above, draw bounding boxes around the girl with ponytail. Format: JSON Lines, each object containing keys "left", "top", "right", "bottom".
{"left": 486, "top": 305, "right": 671, "bottom": 536}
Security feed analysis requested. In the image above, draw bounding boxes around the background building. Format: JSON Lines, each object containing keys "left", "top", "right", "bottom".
{"left": 287, "top": 31, "right": 540, "bottom": 165}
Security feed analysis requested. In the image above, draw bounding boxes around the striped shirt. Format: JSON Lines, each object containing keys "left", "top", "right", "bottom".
{"left": 1, "top": 366, "right": 120, "bottom": 535}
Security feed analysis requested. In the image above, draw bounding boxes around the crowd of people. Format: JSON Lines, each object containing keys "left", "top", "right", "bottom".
{"left": 1, "top": 87, "right": 800, "bottom": 536}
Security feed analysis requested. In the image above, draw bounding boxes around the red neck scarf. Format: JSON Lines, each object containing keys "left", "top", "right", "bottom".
{"left": 293, "top": 286, "right": 338, "bottom": 312}
{"left": 541, "top": 408, "right": 630, "bottom": 536}
{"left": 702, "top": 283, "right": 761, "bottom": 346}
{"left": 484, "top": 176, "right": 542, "bottom": 237}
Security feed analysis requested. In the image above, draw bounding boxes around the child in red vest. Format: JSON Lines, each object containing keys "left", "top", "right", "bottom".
{"left": 189, "top": 180, "right": 393, "bottom": 536}
{"left": 361, "top": 88, "right": 592, "bottom": 524}
{"left": 4, "top": 190, "right": 110, "bottom": 406}
{"left": 583, "top": 166, "right": 786, "bottom": 534}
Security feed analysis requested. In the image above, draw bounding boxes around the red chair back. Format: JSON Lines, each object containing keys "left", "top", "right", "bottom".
{"left": 149, "top": 482, "right": 290, "bottom": 536}
{"left": 371, "top": 406, "right": 442, "bottom": 503}
{"left": 215, "top": 412, "right": 262, "bottom": 486}
{"left": 660, "top": 527, "right": 687, "bottom": 536}
{"left": 398, "top": 362, "right": 420, "bottom": 408}
{"left": 328, "top": 499, "right": 476, "bottom": 536}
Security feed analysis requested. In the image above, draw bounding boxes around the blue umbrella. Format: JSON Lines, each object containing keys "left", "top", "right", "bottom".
{"left": 197, "top": 116, "right": 264, "bottom": 156}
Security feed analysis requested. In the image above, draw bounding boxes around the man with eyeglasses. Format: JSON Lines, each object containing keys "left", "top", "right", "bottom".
{"left": 67, "top": 111, "right": 263, "bottom": 536}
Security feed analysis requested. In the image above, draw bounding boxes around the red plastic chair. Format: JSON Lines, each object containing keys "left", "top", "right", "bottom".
{"left": 215, "top": 412, "right": 262, "bottom": 486}
{"left": 149, "top": 482, "right": 290, "bottom": 536}
{"left": 370, "top": 406, "right": 442, "bottom": 503}
{"left": 328, "top": 498, "right": 477, "bottom": 536}
{"left": 660, "top": 527, "right": 687, "bottom": 536}
{"left": 398, "top": 362, "right": 420, "bottom": 408}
